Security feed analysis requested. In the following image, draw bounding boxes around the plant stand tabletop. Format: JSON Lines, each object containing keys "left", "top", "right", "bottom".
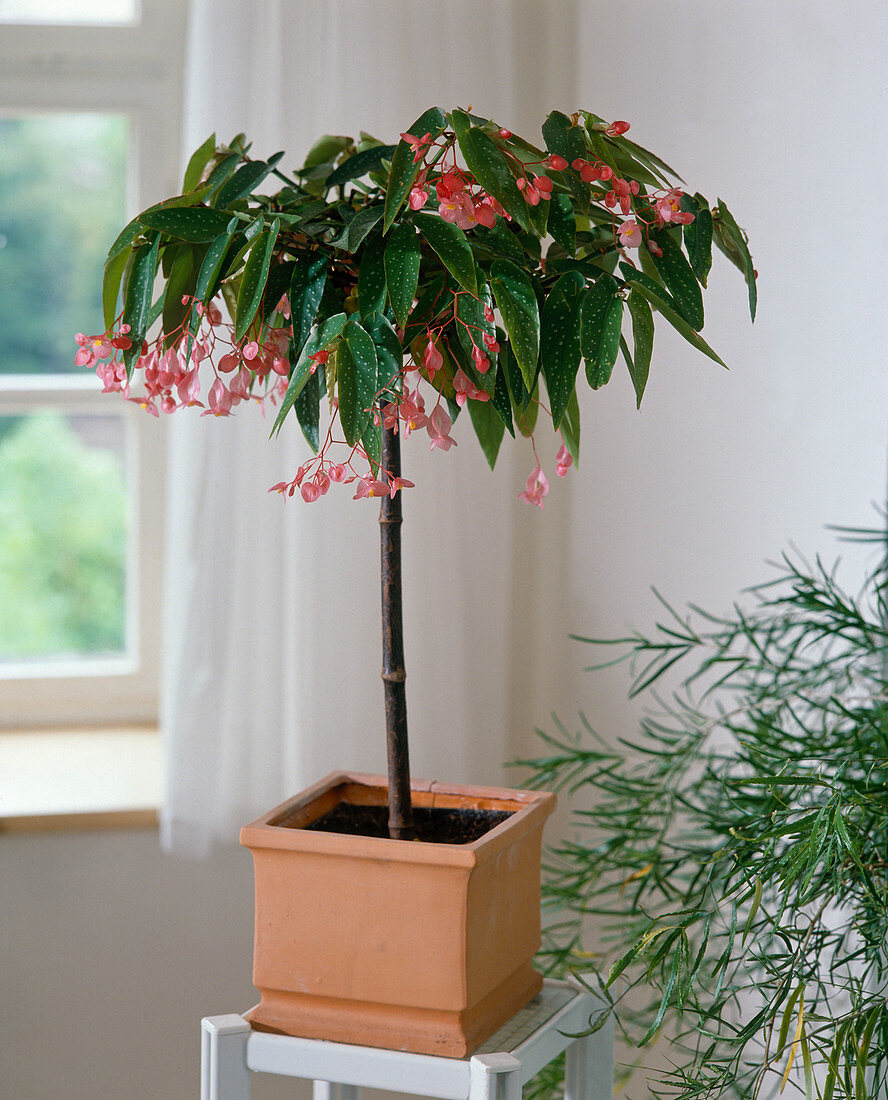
{"left": 200, "top": 976, "right": 612, "bottom": 1099}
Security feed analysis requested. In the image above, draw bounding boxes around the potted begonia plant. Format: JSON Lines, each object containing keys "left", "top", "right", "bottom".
{"left": 78, "top": 106, "right": 754, "bottom": 1056}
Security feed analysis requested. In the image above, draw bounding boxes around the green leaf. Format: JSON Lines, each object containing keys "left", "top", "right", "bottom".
{"left": 581, "top": 273, "right": 621, "bottom": 389}
{"left": 289, "top": 252, "right": 328, "bottom": 358}
{"left": 626, "top": 288, "right": 654, "bottom": 408}
{"left": 362, "top": 417, "right": 382, "bottom": 471}
{"left": 138, "top": 205, "right": 235, "bottom": 243}
{"left": 365, "top": 313, "right": 403, "bottom": 393}
{"left": 203, "top": 152, "right": 240, "bottom": 197}
{"left": 194, "top": 229, "right": 234, "bottom": 306}
{"left": 647, "top": 230, "right": 704, "bottom": 331}
{"left": 272, "top": 312, "right": 347, "bottom": 436}
{"left": 503, "top": 338, "right": 539, "bottom": 429}
{"left": 450, "top": 111, "right": 529, "bottom": 231}
{"left": 490, "top": 361, "right": 515, "bottom": 437}
{"left": 213, "top": 152, "right": 284, "bottom": 208}
{"left": 489, "top": 258, "right": 540, "bottom": 389}
{"left": 338, "top": 319, "right": 378, "bottom": 446}
{"left": 234, "top": 218, "right": 280, "bottom": 342}
{"left": 559, "top": 386, "right": 580, "bottom": 466}
{"left": 182, "top": 133, "right": 217, "bottom": 192}
{"left": 346, "top": 205, "right": 385, "bottom": 253}
{"left": 714, "top": 199, "right": 756, "bottom": 321}
{"left": 357, "top": 231, "right": 387, "bottom": 320}
{"left": 682, "top": 193, "right": 713, "bottom": 287}
{"left": 102, "top": 248, "right": 130, "bottom": 330}
{"left": 301, "top": 133, "right": 352, "bottom": 172}
{"left": 161, "top": 243, "right": 197, "bottom": 340}
{"left": 620, "top": 264, "right": 727, "bottom": 368}
{"left": 294, "top": 367, "right": 321, "bottom": 451}
{"left": 383, "top": 106, "right": 447, "bottom": 232}
{"left": 413, "top": 211, "right": 477, "bottom": 295}
{"left": 384, "top": 220, "right": 421, "bottom": 329}
{"left": 122, "top": 232, "right": 160, "bottom": 371}
{"left": 548, "top": 193, "right": 576, "bottom": 255}
{"left": 467, "top": 394, "right": 506, "bottom": 469}
{"left": 326, "top": 144, "right": 397, "bottom": 187}
{"left": 540, "top": 270, "right": 585, "bottom": 428}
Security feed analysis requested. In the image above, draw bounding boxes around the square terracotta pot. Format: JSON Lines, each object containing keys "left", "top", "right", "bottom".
{"left": 239, "top": 771, "right": 556, "bottom": 1057}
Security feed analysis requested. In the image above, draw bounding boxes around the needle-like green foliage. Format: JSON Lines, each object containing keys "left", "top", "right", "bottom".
{"left": 523, "top": 525, "right": 888, "bottom": 1098}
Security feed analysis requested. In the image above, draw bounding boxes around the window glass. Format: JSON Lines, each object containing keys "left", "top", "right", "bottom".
{"left": 0, "top": 409, "right": 129, "bottom": 663}
{"left": 0, "top": 113, "right": 129, "bottom": 376}
{"left": 0, "top": 0, "right": 138, "bottom": 24}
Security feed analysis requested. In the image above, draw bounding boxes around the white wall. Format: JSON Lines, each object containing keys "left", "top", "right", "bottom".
{"left": 5, "top": 2, "right": 887, "bottom": 1098}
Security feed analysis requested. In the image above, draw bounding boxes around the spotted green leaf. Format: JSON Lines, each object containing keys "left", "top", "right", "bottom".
{"left": 338, "top": 319, "right": 379, "bottom": 446}
{"left": 413, "top": 211, "right": 477, "bottom": 295}
{"left": 384, "top": 220, "right": 421, "bottom": 328}
{"left": 581, "top": 273, "right": 621, "bottom": 389}
{"left": 490, "top": 259, "right": 539, "bottom": 390}
{"left": 541, "top": 270, "right": 585, "bottom": 427}
{"left": 234, "top": 218, "right": 280, "bottom": 341}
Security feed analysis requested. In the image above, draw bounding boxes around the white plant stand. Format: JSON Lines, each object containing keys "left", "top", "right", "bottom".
{"left": 201, "top": 977, "right": 613, "bottom": 1099}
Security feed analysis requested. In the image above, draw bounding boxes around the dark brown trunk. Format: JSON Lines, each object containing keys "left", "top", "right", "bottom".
{"left": 380, "top": 422, "right": 414, "bottom": 840}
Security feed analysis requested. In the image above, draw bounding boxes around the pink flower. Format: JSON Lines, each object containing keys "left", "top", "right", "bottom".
{"left": 427, "top": 404, "right": 457, "bottom": 451}
{"left": 217, "top": 352, "right": 239, "bottom": 373}
{"left": 400, "top": 131, "right": 432, "bottom": 163}
{"left": 74, "top": 332, "right": 114, "bottom": 367}
{"left": 483, "top": 332, "right": 500, "bottom": 354}
{"left": 389, "top": 477, "right": 415, "bottom": 497}
{"left": 409, "top": 169, "right": 429, "bottom": 210}
{"left": 471, "top": 343, "right": 490, "bottom": 374}
{"left": 329, "top": 464, "right": 348, "bottom": 482}
{"left": 453, "top": 368, "right": 489, "bottom": 407}
{"left": 176, "top": 367, "right": 202, "bottom": 407}
{"left": 204, "top": 378, "right": 232, "bottom": 417}
{"left": 399, "top": 390, "right": 427, "bottom": 434}
{"left": 555, "top": 443, "right": 573, "bottom": 478}
{"left": 545, "top": 154, "right": 568, "bottom": 171}
{"left": 300, "top": 481, "right": 322, "bottom": 503}
{"left": 422, "top": 338, "right": 443, "bottom": 380}
{"left": 518, "top": 463, "right": 549, "bottom": 507}
{"left": 517, "top": 177, "right": 541, "bottom": 206}
{"left": 606, "top": 120, "right": 630, "bottom": 136}
{"left": 618, "top": 219, "right": 643, "bottom": 249}
{"left": 473, "top": 199, "right": 497, "bottom": 227}
{"left": 242, "top": 340, "right": 260, "bottom": 361}
{"left": 435, "top": 170, "right": 466, "bottom": 201}
{"left": 655, "top": 187, "right": 694, "bottom": 225}
{"left": 353, "top": 477, "right": 392, "bottom": 500}
{"left": 275, "top": 294, "right": 291, "bottom": 319}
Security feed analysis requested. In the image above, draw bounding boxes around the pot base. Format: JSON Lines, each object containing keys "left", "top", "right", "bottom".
{"left": 245, "top": 960, "right": 543, "bottom": 1057}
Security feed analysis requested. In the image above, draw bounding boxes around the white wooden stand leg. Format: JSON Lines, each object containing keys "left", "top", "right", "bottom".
{"left": 313, "top": 1083, "right": 361, "bottom": 1100}
{"left": 564, "top": 1016, "right": 615, "bottom": 1100}
{"left": 201, "top": 1016, "right": 251, "bottom": 1100}
{"left": 470, "top": 1053, "right": 522, "bottom": 1099}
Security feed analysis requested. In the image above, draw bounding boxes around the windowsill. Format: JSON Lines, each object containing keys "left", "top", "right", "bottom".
{"left": 0, "top": 725, "right": 162, "bottom": 832}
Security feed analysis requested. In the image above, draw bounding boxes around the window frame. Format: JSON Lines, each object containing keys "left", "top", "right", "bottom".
{"left": 0, "top": 0, "right": 187, "bottom": 728}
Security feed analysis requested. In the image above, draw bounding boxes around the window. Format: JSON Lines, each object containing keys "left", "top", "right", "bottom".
{"left": 0, "top": 0, "right": 187, "bottom": 727}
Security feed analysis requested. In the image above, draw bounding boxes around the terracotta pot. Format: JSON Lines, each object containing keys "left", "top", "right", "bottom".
{"left": 239, "top": 771, "right": 556, "bottom": 1057}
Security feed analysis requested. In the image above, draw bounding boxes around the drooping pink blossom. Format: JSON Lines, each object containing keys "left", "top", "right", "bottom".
{"left": 555, "top": 443, "right": 573, "bottom": 478}
{"left": 427, "top": 404, "right": 457, "bottom": 451}
{"left": 606, "top": 120, "right": 631, "bottom": 136}
{"left": 518, "top": 463, "right": 549, "bottom": 507}
{"left": 422, "top": 338, "right": 443, "bottom": 380}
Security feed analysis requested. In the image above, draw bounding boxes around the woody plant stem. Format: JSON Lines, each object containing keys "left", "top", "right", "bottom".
{"left": 380, "top": 420, "right": 415, "bottom": 840}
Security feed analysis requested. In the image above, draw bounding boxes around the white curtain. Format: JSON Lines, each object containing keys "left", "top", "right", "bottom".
{"left": 160, "top": 0, "right": 580, "bottom": 856}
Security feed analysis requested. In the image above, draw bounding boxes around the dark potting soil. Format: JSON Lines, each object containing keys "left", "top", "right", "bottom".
{"left": 304, "top": 802, "right": 513, "bottom": 844}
